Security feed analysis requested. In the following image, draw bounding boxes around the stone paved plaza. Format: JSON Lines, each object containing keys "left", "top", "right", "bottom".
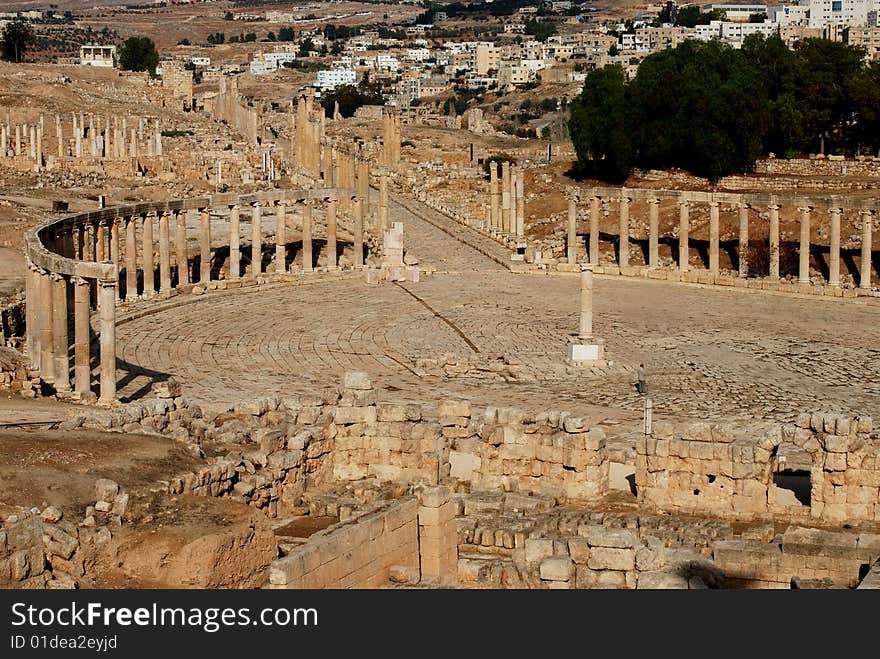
{"left": 112, "top": 195, "right": 880, "bottom": 428}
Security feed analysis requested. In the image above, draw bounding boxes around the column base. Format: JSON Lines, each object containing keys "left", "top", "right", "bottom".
{"left": 566, "top": 337, "right": 606, "bottom": 366}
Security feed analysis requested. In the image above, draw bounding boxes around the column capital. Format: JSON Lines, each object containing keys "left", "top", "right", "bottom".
{"left": 829, "top": 207, "right": 843, "bottom": 214}
{"left": 646, "top": 197, "right": 660, "bottom": 205}
{"left": 677, "top": 199, "right": 690, "bottom": 208}
{"left": 767, "top": 204, "right": 780, "bottom": 210}
{"left": 251, "top": 199, "right": 263, "bottom": 208}
{"left": 797, "top": 206, "right": 813, "bottom": 214}
{"left": 160, "top": 209, "right": 172, "bottom": 218}
{"left": 578, "top": 263, "right": 594, "bottom": 273}
{"left": 50, "top": 271, "right": 65, "bottom": 282}
{"left": 620, "top": 196, "right": 631, "bottom": 205}
{"left": 71, "top": 275, "right": 89, "bottom": 287}
{"left": 708, "top": 200, "right": 720, "bottom": 208}
{"left": 858, "top": 209, "right": 874, "bottom": 217}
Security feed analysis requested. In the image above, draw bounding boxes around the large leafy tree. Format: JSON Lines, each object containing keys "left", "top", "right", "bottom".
{"left": 118, "top": 36, "right": 160, "bottom": 75}
{"left": 1, "top": 21, "right": 34, "bottom": 63}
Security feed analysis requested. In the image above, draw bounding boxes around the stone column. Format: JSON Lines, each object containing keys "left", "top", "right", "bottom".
{"left": 358, "top": 159, "right": 370, "bottom": 219}
{"left": 73, "top": 276, "right": 91, "bottom": 396}
{"left": 326, "top": 198, "right": 338, "bottom": 269}
{"left": 379, "top": 174, "right": 389, "bottom": 234}
{"left": 199, "top": 208, "right": 211, "bottom": 283}
{"left": 648, "top": 198, "right": 659, "bottom": 268}
{"left": 98, "top": 279, "right": 116, "bottom": 404}
{"left": 768, "top": 204, "right": 780, "bottom": 279}
{"left": 567, "top": 197, "right": 577, "bottom": 265}
{"left": 302, "top": 201, "right": 313, "bottom": 272}
{"left": 51, "top": 274, "right": 70, "bottom": 392}
{"left": 509, "top": 168, "right": 518, "bottom": 237}
{"left": 176, "top": 211, "right": 189, "bottom": 286}
{"left": 515, "top": 169, "right": 525, "bottom": 237}
{"left": 251, "top": 201, "right": 262, "bottom": 278}
{"left": 229, "top": 205, "right": 240, "bottom": 280}
{"left": 589, "top": 196, "right": 600, "bottom": 265}
{"left": 709, "top": 200, "right": 720, "bottom": 275}
{"left": 579, "top": 265, "right": 594, "bottom": 340}
{"left": 618, "top": 196, "right": 630, "bottom": 268}
{"left": 678, "top": 200, "right": 689, "bottom": 272}
{"left": 501, "top": 162, "right": 511, "bottom": 234}
{"left": 142, "top": 212, "right": 155, "bottom": 297}
{"left": 25, "top": 264, "right": 38, "bottom": 368}
{"left": 110, "top": 218, "right": 120, "bottom": 267}
{"left": 354, "top": 196, "right": 364, "bottom": 268}
{"left": 275, "top": 201, "right": 286, "bottom": 274}
{"left": 55, "top": 115, "right": 62, "bottom": 157}
{"left": 490, "top": 161, "right": 500, "bottom": 234}
{"left": 829, "top": 207, "right": 841, "bottom": 287}
{"left": 38, "top": 270, "right": 54, "bottom": 383}
{"left": 29, "top": 125, "right": 35, "bottom": 159}
{"left": 861, "top": 210, "right": 873, "bottom": 289}
{"left": 125, "top": 216, "right": 138, "bottom": 301}
{"left": 14, "top": 124, "right": 21, "bottom": 156}
{"left": 738, "top": 203, "right": 749, "bottom": 278}
{"left": 798, "top": 206, "right": 811, "bottom": 284}
{"left": 96, "top": 221, "right": 106, "bottom": 262}
{"left": 159, "top": 211, "right": 171, "bottom": 293}
{"left": 35, "top": 125, "right": 42, "bottom": 167}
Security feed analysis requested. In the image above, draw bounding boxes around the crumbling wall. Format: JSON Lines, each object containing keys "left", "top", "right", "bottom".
{"left": 0, "top": 346, "right": 40, "bottom": 397}
{"left": 268, "top": 496, "right": 420, "bottom": 588}
{"left": 636, "top": 412, "right": 879, "bottom": 524}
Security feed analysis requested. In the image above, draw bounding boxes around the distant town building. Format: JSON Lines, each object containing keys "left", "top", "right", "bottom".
{"left": 316, "top": 67, "right": 357, "bottom": 89}
{"left": 79, "top": 44, "right": 117, "bottom": 68}
{"left": 704, "top": 4, "right": 769, "bottom": 20}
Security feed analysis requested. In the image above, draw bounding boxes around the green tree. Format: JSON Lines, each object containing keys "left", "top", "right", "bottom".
{"left": 320, "top": 84, "right": 383, "bottom": 118}
{"left": 524, "top": 18, "right": 556, "bottom": 42}
{"left": 848, "top": 61, "right": 880, "bottom": 155}
{"left": 568, "top": 64, "right": 633, "bottom": 183}
{"left": 299, "top": 38, "right": 315, "bottom": 57}
{"left": 118, "top": 36, "right": 160, "bottom": 75}
{"left": 278, "top": 27, "right": 296, "bottom": 42}
{"left": 1, "top": 21, "right": 34, "bottom": 63}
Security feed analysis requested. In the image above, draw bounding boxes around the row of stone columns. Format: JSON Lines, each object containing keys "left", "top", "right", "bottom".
{"left": 26, "top": 264, "right": 116, "bottom": 403}
{"left": 570, "top": 195, "right": 876, "bottom": 288}
{"left": 112, "top": 198, "right": 366, "bottom": 299}
{"left": 487, "top": 160, "right": 525, "bottom": 239}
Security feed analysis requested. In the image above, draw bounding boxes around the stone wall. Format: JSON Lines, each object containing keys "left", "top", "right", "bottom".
{"left": 268, "top": 496, "right": 420, "bottom": 588}
{"left": 0, "top": 346, "right": 40, "bottom": 397}
{"left": 636, "top": 412, "right": 879, "bottom": 524}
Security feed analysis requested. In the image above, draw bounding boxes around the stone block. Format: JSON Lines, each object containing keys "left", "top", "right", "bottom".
{"left": 587, "top": 547, "right": 635, "bottom": 571}
{"left": 540, "top": 556, "right": 574, "bottom": 581}
{"left": 153, "top": 377, "right": 181, "bottom": 399}
{"left": 449, "top": 451, "right": 481, "bottom": 482}
{"left": 568, "top": 537, "right": 590, "bottom": 564}
{"left": 525, "top": 537, "right": 555, "bottom": 563}
{"left": 579, "top": 525, "right": 637, "bottom": 549}
{"left": 438, "top": 399, "right": 471, "bottom": 418}
{"left": 637, "top": 571, "right": 689, "bottom": 589}
{"left": 334, "top": 406, "right": 377, "bottom": 425}
{"left": 94, "top": 479, "right": 119, "bottom": 503}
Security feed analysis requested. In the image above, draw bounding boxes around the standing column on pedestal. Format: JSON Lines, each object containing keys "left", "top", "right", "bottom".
{"left": 709, "top": 200, "right": 720, "bottom": 275}
{"left": 490, "top": 161, "right": 499, "bottom": 234}
{"left": 38, "top": 270, "right": 55, "bottom": 383}
{"left": 98, "top": 279, "right": 116, "bottom": 404}
{"left": 176, "top": 211, "right": 189, "bottom": 286}
{"left": 73, "top": 277, "right": 91, "bottom": 396}
{"left": 768, "top": 204, "right": 780, "bottom": 279}
{"left": 678, "top": 200, "right": 690, "bottom": 272}
{"left": 302, "top": 201, "right": 313, "bottom": 272}
{"left": 51, "top": 274, "right": 70, "bottom": 392}
{"left": 738, "top": 203, "right": 749, "bottom": 278}
{"left": 515, "top": 169, "right": 525, "bottom": 237}
{"left": 199, "top": 208, "right": 211, "bottom": 284}
{"left": 501, "top": 162, "right": 511, "bottom": 234}
{"left": 567, "top": 264, "right": 605, "bottom": 363}
{"left": 798, "top": 206, "right": 811, "bottom": 284}
{"left": 618, "top": 196, "right": 630, "bottom": 268}
{"left": 275, "top": 201, "right": 286, "bottom": 274}
{"left": 861, "top": 210, "right": 873, "bottom": 289}
{"left": 648, "top": 198, "right": 659, "bottom": 268}
{"left": 228, "top": 205, "right": 240, "bottom": 280}
{"left": 142, "top": 212, "right": 155, "bottom": 297}
{"left": 589, "top": 196, "right": 600, "bottom": 265}
{"left": 579, "top": 266, "right": 593, "bottom": 340}
{"left": 509, "top": 168, "right": 518, "bottom": 237}
{"left": 829, "top": 207, "right": 841, "bottom": 287}
{"left": 251, "top": 202, "right": 262, "bottom": 277}
{"left": 567, "top": 197, "right": 577, "bottom": 265}
{"left": 125, "top": 216, "right": 138, "bottom": 300}
{"left": 326, "top": 199, "right": 338, "bottom": 269}
{"left": 354, "top": 196, "right": 364, "bottom": 268}
{"left": 159, "top": 211, "right": 171, "bottom": 293}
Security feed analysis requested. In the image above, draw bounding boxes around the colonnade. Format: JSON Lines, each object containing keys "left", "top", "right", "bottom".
{"left": 565, "top": 188, "right": 877, "bottom": 289}
{"left": 24, "top": 188, "right": 365, "bottom": 404}
{"left": 487, "top": 160, "right": 525, "bottom": 239}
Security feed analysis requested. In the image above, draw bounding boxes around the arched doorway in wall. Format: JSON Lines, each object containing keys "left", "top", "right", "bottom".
{"left": 770, "top": 443, "right": 812, "bottom": 507}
